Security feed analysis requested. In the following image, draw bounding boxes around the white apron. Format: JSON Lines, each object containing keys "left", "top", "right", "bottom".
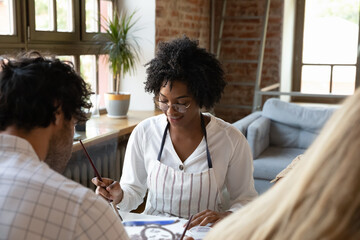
{"left": 143, "top": 114, "right": 223, "bottom": 219}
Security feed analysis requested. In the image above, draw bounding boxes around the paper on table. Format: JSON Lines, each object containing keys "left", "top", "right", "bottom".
{"left": 122, "top": 214, "right": 188, "bottom": 240}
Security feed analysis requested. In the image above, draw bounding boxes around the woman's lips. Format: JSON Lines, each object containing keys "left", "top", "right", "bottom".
{"left": 168, "top": 115, "right": 183, "bottom": 123}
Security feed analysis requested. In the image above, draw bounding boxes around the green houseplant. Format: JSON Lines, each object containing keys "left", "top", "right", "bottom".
{"left": 96, "top": 9, "right": 141, "bottom": 118}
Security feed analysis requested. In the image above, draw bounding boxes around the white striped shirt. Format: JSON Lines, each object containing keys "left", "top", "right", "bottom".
{"left": 0, "top": 134, "right": 129, "bottom": 240}
{"left": 119, "top": 113, "right": 258, "bottom": 215}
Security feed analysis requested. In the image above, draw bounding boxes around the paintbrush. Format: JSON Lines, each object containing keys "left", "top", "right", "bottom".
{"left": 79, "top": 139, "right": 123, "bottom": 221}
{"left": 180, "top": 215, "right": 193, "bottom": 240}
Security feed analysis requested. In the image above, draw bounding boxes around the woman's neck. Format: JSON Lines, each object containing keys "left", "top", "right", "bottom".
{"left": 169, "top": 113, "right": 209, "bottom": 138}
{"left": 168, "top": 113, "right": 208, "bottom": 162}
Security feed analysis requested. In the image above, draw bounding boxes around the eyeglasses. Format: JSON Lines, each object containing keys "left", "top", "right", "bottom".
{"left": 155, "top": 100, "right": 191, "bottom": 113}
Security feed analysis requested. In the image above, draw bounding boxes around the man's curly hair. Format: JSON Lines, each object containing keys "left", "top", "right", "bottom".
{"left": 0, "top": 51, "right": 92, "bottom": 131}
{"left": 144, "top": 36, "right": 226, "bottom": 109}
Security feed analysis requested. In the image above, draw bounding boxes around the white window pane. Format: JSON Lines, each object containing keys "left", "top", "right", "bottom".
{"left": 301, "top": 65, "right": 331, "bottom": 94}
{"left": 35, "top": 0, "right": 54, "bottom": 31}
{"left": 332, "top": 66, "right": 356, "bottom": 94}
{"left": 56, "top": 0, "right": 73, "bottom": 32}
{"left": 100, "top": 0, "right": 113, "bottom": 33}
{"left": 80, "top": 55, "right": 97, "bottom": 93}
{"left": 303, "top": 0, "right": 359, "bottom": 64}
{"left": 0, "top": 0, "right": 15, "bottom": 35}
{"left": 98, "top": 54, "right": 112, "bottom": 108}
{"left": 86, "top": 0, "right": 98, "bottom": 33}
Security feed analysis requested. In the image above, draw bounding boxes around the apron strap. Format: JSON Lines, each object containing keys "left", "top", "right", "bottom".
{"left": 200, "top": 113, "right": 213, "bottom": 168}
{"left": 157, "top": 121, "right": 169, "bottom": 161}
{"left": 157, "top": 113, "right": 213, "bottom": 169}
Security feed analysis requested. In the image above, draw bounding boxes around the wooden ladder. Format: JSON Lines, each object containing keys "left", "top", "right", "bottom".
{"left": 211, "top": 0, "right": 271, "bottom": 112}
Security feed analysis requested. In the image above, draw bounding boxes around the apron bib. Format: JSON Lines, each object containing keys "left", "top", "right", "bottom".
{"left": 143, "top": 114, "right": 223, "bottom": 219}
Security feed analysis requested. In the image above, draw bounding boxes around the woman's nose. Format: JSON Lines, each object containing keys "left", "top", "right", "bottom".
{"left": 166, "top": 103, "right": 176, "bottom": 114}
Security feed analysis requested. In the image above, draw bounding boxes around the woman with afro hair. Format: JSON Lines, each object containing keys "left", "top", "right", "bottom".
{"left": 93, "top": 36, "right": 257, "bottom": 227}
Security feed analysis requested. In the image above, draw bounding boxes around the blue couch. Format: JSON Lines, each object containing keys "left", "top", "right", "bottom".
{"left": 233, "top": 98, "right": 337, "bottom": 194}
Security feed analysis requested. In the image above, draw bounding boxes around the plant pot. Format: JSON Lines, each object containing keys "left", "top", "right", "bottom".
{"left": 105, "top": 92, "right": 130, "bottom": 118}
{"left": 74, "top": 112, "right": 92, "bottom": 132}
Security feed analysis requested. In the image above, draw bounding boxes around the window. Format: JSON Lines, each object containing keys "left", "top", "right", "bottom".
{"left": 293, "top": 0, "right": 360, "bottom": 102}
{"left": 0, "top": 0, "right": 22, "bottom": 43}
{"left": 0, "top": 0, "right": 115, "bottom": 109}
{"left": 34, "top": 0, "right": 73, "bottom": 32}
{"left": 82, "top": 0, "right": 113, "bottom": 40}
{"left": 0, "top": 0, "right": 15, "bottom": 35}
{"left": 28, "top": 0, "right": 78, "bottom": 41}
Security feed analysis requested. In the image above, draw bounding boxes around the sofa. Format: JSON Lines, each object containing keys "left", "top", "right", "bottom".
{"left": 233, "top": 98, "right": 337, "bottom": 194}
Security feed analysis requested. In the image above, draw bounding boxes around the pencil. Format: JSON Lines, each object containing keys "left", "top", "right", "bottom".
{"left": 180, "top": 215, "right": 193, "bottom": 240}
{"left": 79, "top": 140, "right": 123, "bottom": 221}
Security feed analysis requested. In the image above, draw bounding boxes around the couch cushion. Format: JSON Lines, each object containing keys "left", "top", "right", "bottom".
{"left": 270, "top": 121, "right": 318, "bottom": 148}
{"left": 253, "top": 147, "right": 305, "bottom": 180}
{"left": 262, "top": 98, "right": 336, "bottom": 134}
{"left": 247, "top": 117, "right": 271, "bottom": 158}
{"left": 232, "top": 111, "right": 262, "bottom": 136}
{"left": 271, "top": 154, "right": 303, "bottom": 184}
{"left": 254, "top": 179, "right": 273, "bottom": 195}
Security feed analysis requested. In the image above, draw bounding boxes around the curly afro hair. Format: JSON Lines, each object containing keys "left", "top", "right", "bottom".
{"left": 144, "top": 36, "right": 226, "bottom": 109}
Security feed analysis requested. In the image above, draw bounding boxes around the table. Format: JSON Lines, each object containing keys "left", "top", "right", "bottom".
{"left": 120, "top": 211, "right": 188, "bottom": 240}
{"left": 72, "top": 110, "right": 161, "bottom": 152}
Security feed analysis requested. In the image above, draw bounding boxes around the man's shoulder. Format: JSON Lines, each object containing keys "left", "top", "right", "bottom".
{"left": 12, "top": 158, "right": 93, "bottom": 203}
{"left": 0, "top": 160, "right": 114, "bottom": 239}
{"left": 35, "top": 170, "right": 92, "bottom": 208}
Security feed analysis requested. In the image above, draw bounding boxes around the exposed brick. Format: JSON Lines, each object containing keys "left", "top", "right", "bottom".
{"left": 156, "top": 0, "right": 283, "bottom": 121}
{"left": 171, "top": 10, "right": 179, "bottom": 17}
{"left": 156, "top": 8, "right": 164, "bottom": 18}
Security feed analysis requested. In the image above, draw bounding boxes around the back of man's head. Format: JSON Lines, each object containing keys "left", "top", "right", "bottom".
{"left": 0, "top": 51, "right": 92, "bottom": 131}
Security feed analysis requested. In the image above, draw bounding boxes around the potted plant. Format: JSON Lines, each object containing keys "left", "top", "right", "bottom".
{"left": 95, "top": 9, "right": 142, "bottom": 118}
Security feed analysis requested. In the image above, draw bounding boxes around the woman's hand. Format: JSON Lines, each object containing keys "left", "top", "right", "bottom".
{"left": 187, "top": 209, "right": 232, "bottom": 229}
{"left": 91, "top": 177, "right": 124, "bottom": 205}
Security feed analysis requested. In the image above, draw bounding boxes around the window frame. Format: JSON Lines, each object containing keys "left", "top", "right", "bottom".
{"left": 292, "top": 0, "right": 360, "bottom": 103}
{"left": 0, "top": 0, "right": 114, "bottom": 53}
{"left": 0, "top": 0, "right": 24, "bottom": 45}
{"left": 81, "top": 0, "right": 98, "bottom": 41}
{"left": 27, "top": 0, "right": 79, "bottom": 42}
{"left": 0, "top": 0, "right": 116, "bottom": 110}
{"left": 81, "top": 0, "right": 115, "bottom": 42}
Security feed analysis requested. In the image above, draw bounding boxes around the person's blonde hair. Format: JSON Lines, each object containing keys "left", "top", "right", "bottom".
{"left": 205, "top": 89, "right": 360, "bottom": 240}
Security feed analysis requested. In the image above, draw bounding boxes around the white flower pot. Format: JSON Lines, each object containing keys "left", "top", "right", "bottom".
{"left": 105, "top": 92, "right": 130, "bottom": 118}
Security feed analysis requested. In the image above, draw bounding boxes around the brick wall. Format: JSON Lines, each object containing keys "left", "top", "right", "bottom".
{"left": 155, "top": 0, "right": 211, "bottom": 48}
{"left": 155, "top": 0, "right": 283, "bottom": 123}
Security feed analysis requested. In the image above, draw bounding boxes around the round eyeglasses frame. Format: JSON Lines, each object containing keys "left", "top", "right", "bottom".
{"left": 155, "top": 100, "right": 191, "bottom": 113}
